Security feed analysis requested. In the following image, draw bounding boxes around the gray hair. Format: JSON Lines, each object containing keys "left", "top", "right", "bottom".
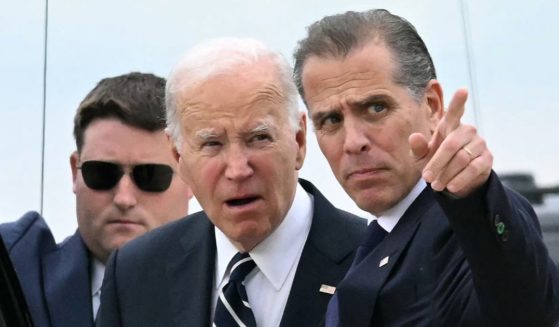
{"left": 293, "top": 9, "right": 437, "bottom": 104}
{"left": 166, "top": 38, "right": 300, "bottom": 148}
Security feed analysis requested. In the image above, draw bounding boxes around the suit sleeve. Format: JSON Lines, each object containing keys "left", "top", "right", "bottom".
{"left": 97, "top": 250, "right": 122, "bottom": 327}
{"left": 0, "top": 212, "right": 49, "bottom": 250}
{"left": 434, "top": 171, "right": 559, "bottom": 326}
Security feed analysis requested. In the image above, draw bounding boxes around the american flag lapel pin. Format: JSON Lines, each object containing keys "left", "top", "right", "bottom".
{"left": 319, "top": 284, "right": 336, "bottom": 294}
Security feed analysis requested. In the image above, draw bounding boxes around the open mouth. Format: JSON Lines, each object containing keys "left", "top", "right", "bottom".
{"left": 226, "top": 196, "right": 259, "bottom": 207}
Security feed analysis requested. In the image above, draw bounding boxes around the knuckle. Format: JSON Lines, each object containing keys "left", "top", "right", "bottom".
{"left": 464, "top": 125, "right": 477, "bottom": 135}
{"left": 445, "top": 138, "right": 462, "bottom": 151}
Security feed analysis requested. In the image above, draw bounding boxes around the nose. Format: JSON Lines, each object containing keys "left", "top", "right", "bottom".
{"left": 343, "top": 117, "right": 370, "bottom": 154}
{"left": 112, "top": 174, "right": 138, "bottom": 210}
{"left": 224, "top": 147, "right": 254, "bottom": 181}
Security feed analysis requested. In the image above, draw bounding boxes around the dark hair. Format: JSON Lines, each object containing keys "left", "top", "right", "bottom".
{"left": 293, "top": 9, "right": 437, "bottom": 103}
{"left": 73, "top": 72, "right": 166, "bottom": 152}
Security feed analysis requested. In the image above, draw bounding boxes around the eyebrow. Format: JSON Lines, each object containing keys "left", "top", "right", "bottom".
{"left": 347, "top": 94, "right": 391, "bottom": 107}
{"left": 195, "top": 128, "right": 219, "bottom": 141}
{"left": 311, "top": 93, "right": 392, "bottom": 122}
{"left": 249, "top": 122, "right": 272, "bottom": 134}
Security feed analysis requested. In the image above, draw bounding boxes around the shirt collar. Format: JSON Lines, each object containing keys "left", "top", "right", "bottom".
{"left": 215, "top": 183, "right": 313, "bottom": 291}
{"left": 374, "top": 179, "right": 426, "bottom": 232}
{"left": 90, "top": 257, "right": 105, "bottom": 296}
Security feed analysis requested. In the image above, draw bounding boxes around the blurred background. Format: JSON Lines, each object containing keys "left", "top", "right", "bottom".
{"left": 1, "top": 0, "right": 557, "bottom": 259}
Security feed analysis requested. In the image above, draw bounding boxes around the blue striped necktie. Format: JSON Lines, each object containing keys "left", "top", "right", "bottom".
{"left": 214, "top": 252, "right": 257, "bottom": 327}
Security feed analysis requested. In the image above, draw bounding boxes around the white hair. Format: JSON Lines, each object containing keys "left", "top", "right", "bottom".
{"left": 165, "top": 37, "right": 300, "bottom": 149}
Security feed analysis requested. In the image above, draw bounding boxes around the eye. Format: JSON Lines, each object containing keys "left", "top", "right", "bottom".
{"left": 249, "top": 133, "right": 273, "bottom": 144}
{"left": 201, "top": 140, "right": 222, "bottom": 149}
{"left": 367, "top": 103, "right": 387, "bottom": 114}
{"left": 316, "top": 113, "right": 343, "bottom": 131}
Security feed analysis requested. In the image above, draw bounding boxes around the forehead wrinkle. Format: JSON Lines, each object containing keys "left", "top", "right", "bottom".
{"left": 306, "top": 68, "right": 379, "bottom": 103}
{"left": 310, "top": 73, "right": 388, "bottom": 113}
{"left": 249, "top": 82, "right": 285, "bottom": 105}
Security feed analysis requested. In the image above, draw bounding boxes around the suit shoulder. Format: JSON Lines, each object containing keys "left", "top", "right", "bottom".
{"left": 118, "top": 212, "right": 210, "bottom": 258}
{"left": 0, "top": 211, "right": 56, "bottom": 252}
{"left": 337, "top": 209, "right": 367, "bottom": 227}
{"left": 331, "top": 208, "right": 368, "bottom": 239}
{"left": 308, "top": 204, "right": 367, "bottom": 262}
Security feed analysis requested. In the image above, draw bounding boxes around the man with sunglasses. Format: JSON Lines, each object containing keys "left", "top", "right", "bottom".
{"left": 0, "top": 72, "right": 193, "bottom": 327}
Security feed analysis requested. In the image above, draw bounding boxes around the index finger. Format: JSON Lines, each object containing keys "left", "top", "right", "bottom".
{"left": 439, "top": 88, "right": 468, "bottom": 136}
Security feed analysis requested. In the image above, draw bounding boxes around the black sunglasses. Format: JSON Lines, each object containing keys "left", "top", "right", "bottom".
{"left": 77, "top": 161, "right": 174, "bottom": 192}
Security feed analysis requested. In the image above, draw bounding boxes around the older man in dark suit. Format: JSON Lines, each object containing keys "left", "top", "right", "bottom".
{"left": 97, "top": 38, "right": 366, "bottom": 327}
{"left": 294, "top": 9, "right": 559, "bottom": 327}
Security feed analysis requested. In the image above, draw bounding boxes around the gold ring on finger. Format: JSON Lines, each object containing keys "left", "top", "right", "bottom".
{"left": 463, "top": 146, "right": 474, "bottom": 159}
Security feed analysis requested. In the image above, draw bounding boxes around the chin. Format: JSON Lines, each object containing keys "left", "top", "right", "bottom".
{"left": 110, "top": 237, "right": 135, "bottom": 250}
{"left": 353, "top": 193, "right": 391, "bottom": 215}
{"left": 235, "top": 229, "right": 270, "bottom": 249}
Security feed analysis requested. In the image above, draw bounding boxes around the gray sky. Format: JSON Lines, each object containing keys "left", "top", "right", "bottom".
{"left": 1, "top": 0, "right": 558, "bottom": 240}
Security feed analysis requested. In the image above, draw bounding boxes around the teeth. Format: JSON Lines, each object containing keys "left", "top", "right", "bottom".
{"left": 227, "top": 197, "right": 257, "bottom": 206}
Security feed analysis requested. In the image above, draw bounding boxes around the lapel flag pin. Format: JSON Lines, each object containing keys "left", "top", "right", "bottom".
{"left": 319, "top": 284, "right": 336, "bottom": 295}
{"left": 379, "top": 256, "right": 389, "bottom": 267}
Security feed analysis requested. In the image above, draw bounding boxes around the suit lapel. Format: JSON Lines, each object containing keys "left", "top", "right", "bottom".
{"left": 281, "top": 180, "right": 367, "bottom": 327}
{"left": 337, "top": 188, "right": 435, "bottom": 327}
{"left": 42, "top": 233, "right": 93, "bottom": 327}
{"left": 168, "top": 213, "right": 216, "bottom": 327}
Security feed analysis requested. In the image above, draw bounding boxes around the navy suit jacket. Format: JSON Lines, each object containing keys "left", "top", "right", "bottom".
{"left": 333, "top": 172, "right": 559, "bottom": 327}
{"left": 0, "top": 212, "right": 95, "bottom": 327}
{"left": 98, "top": 179, "right": 367, "bottom": 327}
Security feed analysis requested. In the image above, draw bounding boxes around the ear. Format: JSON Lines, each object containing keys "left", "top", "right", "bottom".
{"left": 424, "top": 80, "right": 444, "bottom": 132}
{"left": 70, "top": 152, "right": 79, "bottom": 194}
{"left": 166, "top": 130, "right": 181, "bottom": 164}
{"left": 294, "top": 112, "right": 307, "bottom": 170}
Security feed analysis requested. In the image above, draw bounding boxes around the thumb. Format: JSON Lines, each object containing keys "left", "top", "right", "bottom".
{"left": 409, "top": 132, "right": 430, "bottom": 161}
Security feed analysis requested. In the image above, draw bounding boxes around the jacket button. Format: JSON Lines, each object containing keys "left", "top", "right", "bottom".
{"left": 494, "top": 214, "right": 508, "bottom": 241}
{"left": 496, "top": 222, "right": 506, "bottom": 235}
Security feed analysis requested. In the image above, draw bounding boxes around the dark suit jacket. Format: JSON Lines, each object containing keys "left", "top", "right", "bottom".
{"left": 334, "top": 172, "right": 559, "bottom": 327}
{"left": 539, "top": 204, "right": 559, "bottom": 268}
{"left": 0, "top": 212, "right": 95, "bottom": 327}
{"left": 98, "top": 179, "right": 367, "bottom": 327}
{"left": 0, "top": 232, "right": 34, "bottom": 327}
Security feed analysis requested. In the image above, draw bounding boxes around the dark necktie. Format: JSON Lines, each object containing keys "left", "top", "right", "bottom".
{"left": 214, "top": 252, "right": 257, "bottom": 327}
{"left": 325, "top": 220, "right": 388, "bottom": 327}
{"left": 351, "top": 220, "right": 388, "bottom": 267}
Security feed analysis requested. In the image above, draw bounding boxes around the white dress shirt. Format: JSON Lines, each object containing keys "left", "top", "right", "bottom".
{"left": 90, "top": 258, "right": 105, "bottom": 320}
{"left": 374, "top": 179, "right": 426, "bottom": 232}
{"left": 212, "top": 183, "right": 314, "bottom": 327}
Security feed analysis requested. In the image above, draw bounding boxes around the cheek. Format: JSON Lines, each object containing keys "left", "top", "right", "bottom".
{"left": 379, "top": 118, "right": 414, "bottom": 153}
{"left": 184, "top": 160, "right": 222, "bottom": 206}
{"left": 317, "top": 136, "right": 343, "bottom": 170}
{"left": 317, "top": 134, "right": 338, "bottom": 157}
{"left": 177, "top": 158, "right": 194, "bottom": 185}
{"left": 76, "top": 192, "right": 107, "bottom": 229}
{"left": 179, "top": 157, "right": 212, "bottom": 192}
{"left": 76, "top": 187, "right": 101, "bottom": 210}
